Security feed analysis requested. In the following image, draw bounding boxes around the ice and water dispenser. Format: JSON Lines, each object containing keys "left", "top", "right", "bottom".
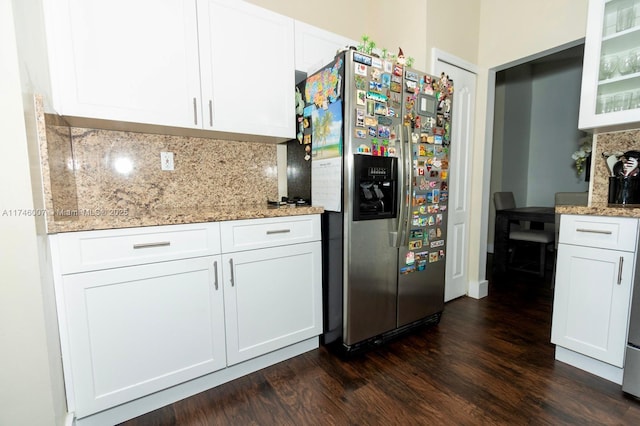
{"left": 352, "top": 154, "right": 397, "bottom": 221}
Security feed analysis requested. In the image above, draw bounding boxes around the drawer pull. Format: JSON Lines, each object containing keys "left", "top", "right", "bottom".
{"left": 132, "top": 241, "right": 171, "bottom": 249}
{"left": 213, "top": 260, "right": 219, "bottom": 290}
{"left": 266, "top": 229, "right": 291, "bottom": 235}
{"left": 576, "top": 228, "right": 613, "bottom": 235}
{"left": 618, "top": 256, "right": 624, "bottom": 285}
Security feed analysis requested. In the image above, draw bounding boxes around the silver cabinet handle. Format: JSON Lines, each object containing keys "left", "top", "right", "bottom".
{"left": 266, "top": 229, "right": 291, "bottom": 235}
{"left": 193, "top": 97, "right": 198, "bottom": 125}
{"left": 213, "top": 260, "right": 219, "bottom": 290}
{"left": 208, "top": 100, "right": 213, "bottom": 127}
{"left": 133, "top": 241, "right": 170, "bottom": 249}
{"left": 618, "top": 256, "right": 624, "bottom": 285}
{"left": 576, "top": 228, "right": 613, "bottom": 235}
{"left": 229, "top": 258, "right": 235, "bottom": 287}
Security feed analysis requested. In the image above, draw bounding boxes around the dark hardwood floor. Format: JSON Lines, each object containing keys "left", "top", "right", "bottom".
{"left": 120, "top": 261, "right": 640, "bottom": 425}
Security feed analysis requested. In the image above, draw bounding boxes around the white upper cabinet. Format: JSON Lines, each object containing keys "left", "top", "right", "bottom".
{"left": 44, "top": 0, "right": 202, "bottom": 129}
{"left": 197, "top": 0, "right": 295, "bottom": 139}
{"left": 579, "top": 0, "right": 640, "bottom": 131}
{"left": 43, "top": 0, "right": 295, "bottom": 141}
{"left": 294, "top": 21, "right": 357, "bottom": 75}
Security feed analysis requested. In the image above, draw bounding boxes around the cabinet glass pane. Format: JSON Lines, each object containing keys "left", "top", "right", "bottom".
{"left": 596, "top": 0, "right": 640, "bottom": 115}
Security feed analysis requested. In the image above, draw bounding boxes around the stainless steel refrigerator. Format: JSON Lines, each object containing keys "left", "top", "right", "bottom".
{"left": 295, "top": 50, "right": 454, "bottom": 352}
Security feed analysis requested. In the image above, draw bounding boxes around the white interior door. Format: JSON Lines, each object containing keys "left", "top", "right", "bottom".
{"left": 432, "top": 52, "right": 477, "bottom": 302}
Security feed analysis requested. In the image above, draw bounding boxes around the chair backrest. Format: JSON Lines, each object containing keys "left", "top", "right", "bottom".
{"left": 494, "top": 192, "right": 516, "bottom": 211}
{"left": 554, "top": 192, "right": 588, "bottom": 247}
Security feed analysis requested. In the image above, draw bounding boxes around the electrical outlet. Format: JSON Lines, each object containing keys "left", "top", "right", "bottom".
{"left": 160, "top": 152, "right": 174, "bottom": 171}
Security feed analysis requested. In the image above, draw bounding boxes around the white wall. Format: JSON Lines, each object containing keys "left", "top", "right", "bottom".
{"left": 0, "top": 0, "right": 64, "bottom": 424}
{"left": 470, "top": 0, "right": 588, "bottom": 283}
{"left": 502, "top": 66, "right": 534, "bottom": 207}
{"left": 527, "top": 59, "right": 587, "bottom": 206}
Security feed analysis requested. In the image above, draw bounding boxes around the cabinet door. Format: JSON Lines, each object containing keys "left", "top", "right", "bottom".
{"left": 223, "top": 242, "right": 322, "bottom": 365}
{"left": 63, "top": 256, "right": 225, "bottom": 417}
{"left": 294, "top": 20, "right": 357, "bottom": 74}
{"left": 197, "top": 0, "right": 295, "bottom": 138}
{"left": 45, "top": 0, "right": 202, "bottom": 128}
{"left": 551, "top": 244, "right": 634, "bottom": 367}
{"left": 579, "top": 0, "right": 640, "bottom": 131}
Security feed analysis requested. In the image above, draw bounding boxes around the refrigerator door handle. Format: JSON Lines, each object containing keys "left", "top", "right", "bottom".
{"left": 403, "top": 125, "right": 413, "bottom": 247}
{"left": 393, "top": 124, "right": 405, "bottom": 248}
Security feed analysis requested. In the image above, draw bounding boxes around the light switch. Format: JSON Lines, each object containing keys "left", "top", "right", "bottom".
{"left": 160, "top": 152, "right": 174, "bottom": 171}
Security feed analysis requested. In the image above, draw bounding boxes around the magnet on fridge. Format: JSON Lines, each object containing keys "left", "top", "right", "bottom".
{"left": 356, "top": 143, "right": 371, "bottom": 152}
{"left": 303, "top": 105, "right": 314, "bottom": 117}
{"left": 439, "top": 205, "right": 447, "bottom": 212}
{"left": 356, "top": 108, "right": 365, "bottom": 127}
{"left": 429, "top": 252, "right": 438, "bottom": 263}
{"left": 393, "top": 64, "right": 403, "bottom": 76}
{"left": 384, "top": 61, "right": 393, "bottom": 73}
{"left": 355, "top": 75, "right": 367, "bottom": 90}
{"left": 368, "top": 127, "right": 377, "bottom": 137}
{"left": 441, "top": 170, "right": 448, "bottom": 180}
{"left": 357, "top": 90, "right": 366, "bottom": 106}
{"left": 390, "top": 82, "right": 402, "bottom": 93}
{"left": 419, "top": 204, "right": 427, "bottom": 214}
{"left": 409, "top": 240, "right": 422, "bottom": 250}
{"left": 355, "top": 63, "right": 368, "bottom": 76}
{"left": 378, "top": 116, "right": 392, "bottom": 126}
{"left": 381, "top": 73, "right": 391, "bottom": 88}
{"left": 371, "top": 68, "right": 381, "bottom": 80}
{"left": 418, "top": 167, "right": 425, "bottom": 176}
{"left": 355, "top": 129, "right": 368, "bottom": 139}
{"left": 374, "top": 102, "right": 388, "bottom": 116}
{"left": 405, "top": 70, "right": 418, "bottom": 81}
{"left": 400, "top": 265, "right": 416, "bottom": 275}
{"left": 417, "top": 260, "right": 427, "bottom": 271}
{"left": 364, "top": 116, "right": 377, "bottom": 126}
{"left": 303, "top": 134, "right": 311, "bottom": 144}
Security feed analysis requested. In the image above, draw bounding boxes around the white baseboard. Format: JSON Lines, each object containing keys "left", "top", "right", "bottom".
{"left": 468, "top": 280, "right": 489, "bottom": 299}
{"left": 555, "top": 346, "right": 623, "bottom": 385}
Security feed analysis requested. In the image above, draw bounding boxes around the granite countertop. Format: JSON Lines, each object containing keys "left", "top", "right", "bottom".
{"left": 46, "top": 205, "right": 325, "bottom": 234}
{"left": 556, "top": 203, "right": 640, "bottom": 218}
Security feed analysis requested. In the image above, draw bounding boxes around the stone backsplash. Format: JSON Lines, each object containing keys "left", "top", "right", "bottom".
{"left": 591, "top": 129, "right": 640, "bottom": 205}
{"left": 36, "top": 98, "right": 279, "bottom": 232}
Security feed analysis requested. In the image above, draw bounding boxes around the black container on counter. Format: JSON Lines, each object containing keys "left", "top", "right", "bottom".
{"left": 608, "top": 176, "right": 640, "bottom": 205}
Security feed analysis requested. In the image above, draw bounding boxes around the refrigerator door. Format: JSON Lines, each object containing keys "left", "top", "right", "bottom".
{"left": 397, "top": 246, "right": 445, "bottom": 326}
{"left": 345, "top": 218, "right": 399, "bottom": 345}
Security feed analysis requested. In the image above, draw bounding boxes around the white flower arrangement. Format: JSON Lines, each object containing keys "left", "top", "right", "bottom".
{"left": 571, "top": 134, "right": 593, "bottom": 176}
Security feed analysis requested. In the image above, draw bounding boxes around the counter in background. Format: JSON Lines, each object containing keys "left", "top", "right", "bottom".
{"left": 556, "top": 203, "right": 640, "bottom": 218}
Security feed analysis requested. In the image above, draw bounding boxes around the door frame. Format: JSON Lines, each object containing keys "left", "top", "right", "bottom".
{"left": 430, "top": 49, "right": 481, "bottom": 299}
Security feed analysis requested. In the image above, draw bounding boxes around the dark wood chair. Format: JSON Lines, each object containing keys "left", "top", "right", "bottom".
{"left": 494, "top": 192, "right": 555, "bottom": 277}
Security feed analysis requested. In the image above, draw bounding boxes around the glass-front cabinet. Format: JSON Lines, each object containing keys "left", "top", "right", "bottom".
{"left": 579, "top": 0, "right": 640, "bottom": 131}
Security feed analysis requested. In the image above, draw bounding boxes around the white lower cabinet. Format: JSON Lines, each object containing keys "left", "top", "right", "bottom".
{"left": 51, "top": 215, "right": 322, "bottom": 423}
{"left": 62, "top": 256, "right": 225, "bottom": 418}
{"left": 223, "top": 242, "right": 322, "bottom": 365}
{"left": 551, "top": 214, "right": 638, "bottom": 381}
{"left": 552, "top": 245, "right": 634, "bottom": 367}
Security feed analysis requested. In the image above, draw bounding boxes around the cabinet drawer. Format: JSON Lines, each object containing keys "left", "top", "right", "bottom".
{"left": 559, "top": 215, "right": 638, "bottom": 251}
{"left": 53, "top": 223, "right": 221, "bottom": 274}
{"left": 220, "top": 214, "right": 320, "bottom": 252}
